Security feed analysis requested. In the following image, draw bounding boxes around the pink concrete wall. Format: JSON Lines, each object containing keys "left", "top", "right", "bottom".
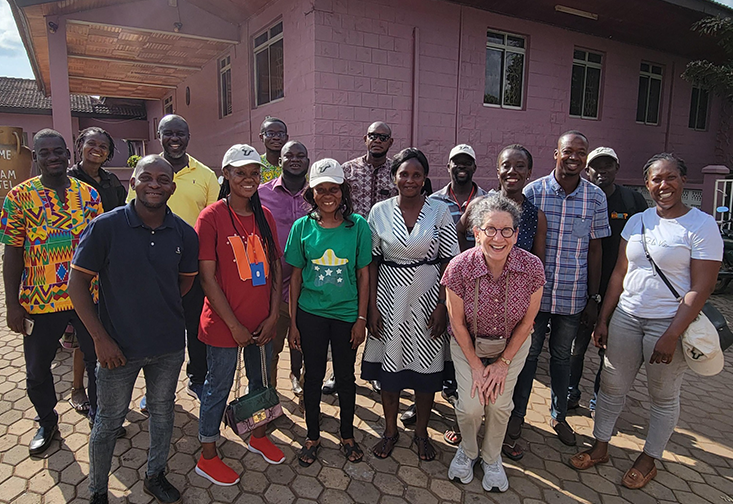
{"left": 171, "top": 0, "right": 316, "bottom": 172}
{"left": 310, "top": 0, "right": 726, "bottom": 190}
{"left": 0, "top": 113, "right": 80, "bottom": 147}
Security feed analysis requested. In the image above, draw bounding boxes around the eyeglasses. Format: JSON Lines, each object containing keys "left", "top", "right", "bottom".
{"left": 367, "top": 132, "right": 390, "bottom": 142}
{"left": 264, "top": 131, "right": 287, "bottom": 139}
{"left": 478, "top": 226, "right": 516, "bottom": 238}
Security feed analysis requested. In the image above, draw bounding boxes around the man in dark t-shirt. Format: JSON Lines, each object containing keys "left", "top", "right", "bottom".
{"left": 568, "top": 147, "right": 647, "bottom": 413}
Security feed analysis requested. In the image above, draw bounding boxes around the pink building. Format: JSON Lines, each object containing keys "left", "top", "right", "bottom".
{"left": 9, "top": 0, "right": 732, "bottom": 204}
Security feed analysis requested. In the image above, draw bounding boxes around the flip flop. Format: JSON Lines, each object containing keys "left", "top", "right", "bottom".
{"left": 69, "top": 387, "right": 90, "bottom": 413}
{"left": 502, "top": 439, "right": 524, "bottom": 461}
{"left": 443, "top": 428, "right": 461, "bottom": 446}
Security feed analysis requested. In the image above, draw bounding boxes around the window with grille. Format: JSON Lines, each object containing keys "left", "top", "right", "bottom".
{"left": 484, "top": 30, "right": 526, "bottom": 109}
{"left": 636, "top": 62, "right": 663, "bottom": 125}
{"left": 689, "top": 87, "right": 709, "bottom": 131}
{"left": 219, "top": 55, "right": 232, "bottom": 117}
{"left": 254, "top": 21, "right": 284, "bottom": 106}
{"left": 570, "top": 49, "right": 603, "bottom": 119}
{"left": 163, "top": 95, "right": 174, "bottom": 115}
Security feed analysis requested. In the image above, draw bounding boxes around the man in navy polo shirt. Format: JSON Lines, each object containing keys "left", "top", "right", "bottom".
{"left": 69, "top": 155, "right": 199, "bottom": 504}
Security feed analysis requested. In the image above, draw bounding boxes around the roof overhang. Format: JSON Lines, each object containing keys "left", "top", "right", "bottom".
{"left": 9, "top": 0, "right": 244, "bottom": 99}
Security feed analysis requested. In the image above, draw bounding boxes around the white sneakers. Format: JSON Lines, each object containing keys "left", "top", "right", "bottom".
{"left": 481, "top": 457, "right": 509, "bottom": 493}
{"left": 448, "top": 446, "right": 508, "bottom": 492}
{"left": 448, "top": 445, "right": 478, "bottom": 484}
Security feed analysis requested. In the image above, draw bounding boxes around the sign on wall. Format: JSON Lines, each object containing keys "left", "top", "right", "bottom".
{"left": 0, "top": 127, "right": 32, "bottom": 201}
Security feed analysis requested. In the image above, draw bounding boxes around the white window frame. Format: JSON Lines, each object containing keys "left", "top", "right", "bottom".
{"left": 483, "top": 30, "right": 526, "bottom": 110}
{"left": 570, "top": 49, "right": 603, "bottom": 119}
{"left": 689, "top": 86, "right": 709, "bottom": 131}
{"left": 636, "top": 62, "right": 663, "bottom": 125}
{"left": 254, "top": 21, "right": 284, "bottom": 107}
{"left": 219, "top": 54, "right": 232, "bottom": 118}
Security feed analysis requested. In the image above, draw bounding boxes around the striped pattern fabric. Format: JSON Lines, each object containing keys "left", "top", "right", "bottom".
{"left": 523, "top": 174, "right": 610, "bottom": 315}
{"left": 363, "top": 197, "right": 459, "bottom": 374}
{"left": 0, "top": 177, "right": 102, "bottom": 314}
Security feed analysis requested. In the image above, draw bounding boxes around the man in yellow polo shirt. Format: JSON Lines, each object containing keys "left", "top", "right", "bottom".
{"left": 129, "top": 114, "right": 219, "bottom": 409}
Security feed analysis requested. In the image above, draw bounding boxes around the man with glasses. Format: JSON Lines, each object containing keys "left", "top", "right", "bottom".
{"left": 507, "top": 131, "right": 610, "bottom": 448}
{"left": 343, "top": 122, "right": 397, "bottom": 218}
{"left": 259, "top": 117, "right": 289, "bottom": 183}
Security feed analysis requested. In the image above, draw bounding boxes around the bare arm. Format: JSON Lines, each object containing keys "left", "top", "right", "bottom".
{"left": 593, "top": 239, "right": 629, "bottom": 349}
{"left": 199, "top": 259, "right": 253, "bottom": 347}
{"left": 367, "top": 260, "right": 382, "bottom": 336}
{"left": 531, "top": 209, "right": 547, "bottom": 265}
{"left": 456, "top": 212, "right": 470, "bottom": 252}
{"left": 650, "top": 258, "right": 720, "bottom": 364}
{"left": 3, "top": 245, "right": 27, "bottom": 334}
{"left": 351, "top": 265, "right": 370, "bottom": 349}
{"left": 179, "top": 274, "right": 195, "bottom": 297}
{"left": 253, "top": 260, "right": 282, "bottom": 346}
{"left": 581, "top": 238, "right": 603, "bottom": 327}
{"left": 428, "top": 263, "right": 449, "bottom": 338}
{"left": 288, "top": 267, "right": 303, "bottom": 351}
{"left": 68, "top": 267, "right": 126, "bottom": 368}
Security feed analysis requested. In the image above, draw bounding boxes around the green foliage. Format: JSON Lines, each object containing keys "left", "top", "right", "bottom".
{"left": 126, "top": 155, "right": 142, "bottom": 168}
{"left": 682, "top": 17, "right": 733, "bottom": 100}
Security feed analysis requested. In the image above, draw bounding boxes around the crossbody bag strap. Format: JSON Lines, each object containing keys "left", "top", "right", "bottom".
{"left": 640, "top": 219, "right": 682, "bottom": 301}
{"left": 260, "top": 344, "right": 269, "bottom": 388}
{"left": 234, "top": 347, "right": 243, "bottom": 396}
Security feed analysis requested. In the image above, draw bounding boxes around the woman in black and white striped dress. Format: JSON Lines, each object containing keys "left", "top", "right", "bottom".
{"left": 363, "top": 148, "right": 459, "bottom": 462}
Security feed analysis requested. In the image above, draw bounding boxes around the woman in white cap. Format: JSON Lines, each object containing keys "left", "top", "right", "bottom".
{"left": 194, "top": 144, "right": 284, "bottom": 486}
{"left": 570, "top": 153, "right": 722, "bottom": 489}
{"left": 284, "top": 158, "right": 371, "bottom": 466}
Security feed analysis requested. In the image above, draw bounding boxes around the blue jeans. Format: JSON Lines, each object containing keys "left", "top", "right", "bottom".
{"left": 198, "top": 342, "right": 273, "bottom": 443}
{"left": 568, "top": 324, "right": 603, "bottom": 409}
{"left": 511, "top": 311, "right": 582, "bottom": 423}
{"left": 89, "top": 349, "right": 184, "bottom": 494}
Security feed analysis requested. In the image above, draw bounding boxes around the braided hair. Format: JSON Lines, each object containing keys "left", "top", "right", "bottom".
{"left": 75, "top": 127, "right": 115, "bottom": 165}
{"left": 642, "top": 153, "right": 687, "bottom": 181}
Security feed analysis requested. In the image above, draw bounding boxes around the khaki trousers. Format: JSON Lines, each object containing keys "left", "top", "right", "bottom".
{"left": 451, "top": 336, "right": 530, "bottom": 464}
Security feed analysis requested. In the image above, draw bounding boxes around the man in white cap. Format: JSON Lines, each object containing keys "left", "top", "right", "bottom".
{"left": 567, "top": 146, "right": 647, "bottom": 414}
{"left": 430, "top": 144, "right": 488, "bottom": 250}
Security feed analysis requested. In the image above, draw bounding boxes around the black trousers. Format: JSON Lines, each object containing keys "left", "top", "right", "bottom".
{"left": 297, "top": 308, "right": 357, "bottom": 441}
{"left": 184, "top": 276, "right": 207, "bottom": 385}
{"left": 25, "top": 310, "right": 97, "bottom": 428}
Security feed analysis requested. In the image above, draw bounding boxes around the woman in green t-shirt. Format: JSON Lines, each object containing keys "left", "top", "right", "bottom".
{"left": 284, "top": 158, "right": 372, "bottom": 467}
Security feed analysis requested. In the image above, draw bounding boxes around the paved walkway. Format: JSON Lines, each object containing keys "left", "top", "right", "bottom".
{"left": 1, "top": 278, "right": 733, "bottom": 503}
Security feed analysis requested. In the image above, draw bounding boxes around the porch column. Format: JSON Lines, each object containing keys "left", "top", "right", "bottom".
{"left": 47, "top": 18, "right": 74, "bottom": 148}
{"left": 701, "top": 164, "right": 730, "bottom": 216}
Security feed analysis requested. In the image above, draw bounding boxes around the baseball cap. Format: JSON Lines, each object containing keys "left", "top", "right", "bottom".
{"left": 681, "top": 316, "right": 725, "bottom": 376}
{"left": 587, "top": 147, "right": 619, "bottom": 166}
{"left": 222, "top": 144, "right": 265, "bottom": 168}
{"left": 449, "top": 144, "right": 476, "bottom": 161}
{"left": 309, "top": 158, "right": 344, "bottom": 188}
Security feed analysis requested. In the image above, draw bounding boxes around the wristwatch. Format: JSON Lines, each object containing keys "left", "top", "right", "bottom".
{"left": 588, "top": 293, "right": 602, "bottom": 304}
{"left": 499, "top": 356, "right": 511, "bottom": 366}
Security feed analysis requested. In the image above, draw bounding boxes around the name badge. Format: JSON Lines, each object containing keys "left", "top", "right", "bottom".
{"left": 250, "top": 261, "right": 266, "bottom": 286}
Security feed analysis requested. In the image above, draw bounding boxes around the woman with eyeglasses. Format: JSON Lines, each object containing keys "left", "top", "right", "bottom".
{"left": 284, "top": 159, "right": 371, "bottom": 467}
{"left": 363, "top": 148, "right": 459, "bottom": 461}
{"left": 443, "top": 193, "right": 544, "bottom": 493}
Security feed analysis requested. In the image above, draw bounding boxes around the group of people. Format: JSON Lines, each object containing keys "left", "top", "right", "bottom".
{"left": 0, "top": 113, "right": 722, "bottom": 504}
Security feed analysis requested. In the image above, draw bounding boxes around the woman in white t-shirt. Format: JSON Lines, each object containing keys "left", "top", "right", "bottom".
{"left": 569, "top": 153, "right": 722, "bottom": 489}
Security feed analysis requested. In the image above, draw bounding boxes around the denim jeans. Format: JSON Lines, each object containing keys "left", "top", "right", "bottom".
{"left": 511, "top": 311, "right": 582, "bottom": 422}
{"left": 593, "top": 308, "right": 687, "bottom": 459}
{"left": 568, "top": 324, "right": 603, "bottom": 408}
{"left": 89, "top": 349, "right": 184, "bottom": 495}
{"left": 198, "top": 341, "right": 273, "bottom": 443}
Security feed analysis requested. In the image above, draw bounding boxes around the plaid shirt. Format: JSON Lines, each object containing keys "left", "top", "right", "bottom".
{"left": 524, "top": 173, "right": 610, "bottom": 315}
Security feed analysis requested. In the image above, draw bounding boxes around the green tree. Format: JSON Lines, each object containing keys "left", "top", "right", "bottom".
{"left": 682, "top": 16, "right": 733, "bottom": 100}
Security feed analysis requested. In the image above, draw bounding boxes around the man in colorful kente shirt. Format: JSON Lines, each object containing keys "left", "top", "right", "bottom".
{"left": 0, "top": 129, "right": 103, "bottom": 455}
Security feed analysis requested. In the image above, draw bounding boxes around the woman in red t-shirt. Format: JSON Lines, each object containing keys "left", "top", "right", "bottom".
{"left": 193, "top": 144, "right": 284, "bottom": 486}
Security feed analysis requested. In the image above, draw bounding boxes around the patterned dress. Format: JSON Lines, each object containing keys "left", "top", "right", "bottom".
{"left": 362, "top": 197, "right": 459, "bottom": 393}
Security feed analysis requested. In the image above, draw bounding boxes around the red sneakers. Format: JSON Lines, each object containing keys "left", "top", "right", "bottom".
{"left": 248, "top": 435, "right": 286, "bottom": 464}
{"left": 195, "top": 455, "right": 240, "bottom": 486}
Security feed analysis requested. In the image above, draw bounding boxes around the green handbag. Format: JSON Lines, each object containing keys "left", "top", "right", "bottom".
{"left": 223, "top": 345, "right": 283, "bottom": 435}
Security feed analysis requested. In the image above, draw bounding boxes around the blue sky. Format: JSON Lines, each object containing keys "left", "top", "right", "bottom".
{"left": 2, "top": 0, "right": 733, "bottom": 80}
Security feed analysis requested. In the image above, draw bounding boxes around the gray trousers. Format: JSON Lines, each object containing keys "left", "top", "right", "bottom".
{"left": 593, "top": 307, "right": 688, "bottom": 459}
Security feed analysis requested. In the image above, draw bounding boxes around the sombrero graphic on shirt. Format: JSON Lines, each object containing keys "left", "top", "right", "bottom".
{"left": 311, "top": 249, "right": 348, "bottom": 286}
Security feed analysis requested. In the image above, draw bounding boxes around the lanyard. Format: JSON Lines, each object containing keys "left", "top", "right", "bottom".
{"left": 225, "top": 197, "right": 255, "bottom": 237}
{"left": 449, "top": 184, "right": 476, "bottom": 211}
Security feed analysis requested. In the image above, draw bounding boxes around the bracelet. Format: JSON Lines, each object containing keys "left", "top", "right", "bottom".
{"left": 499, "top": 356, "right": 511, "bottom": 366}
{"left": 357, "top": 315, "right": 367, "bottom": 322}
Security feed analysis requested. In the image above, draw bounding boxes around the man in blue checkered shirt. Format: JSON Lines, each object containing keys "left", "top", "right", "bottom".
{"left": 506, "top": 131, "right": 610, "bottom": 448}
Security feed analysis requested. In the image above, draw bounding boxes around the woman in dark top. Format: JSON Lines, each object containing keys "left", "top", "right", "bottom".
{"left": 68, "top": 127, "right": 126, "bottom": 212}
{"left": 66, "top": 127, "right": 126, "bottom": 418}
